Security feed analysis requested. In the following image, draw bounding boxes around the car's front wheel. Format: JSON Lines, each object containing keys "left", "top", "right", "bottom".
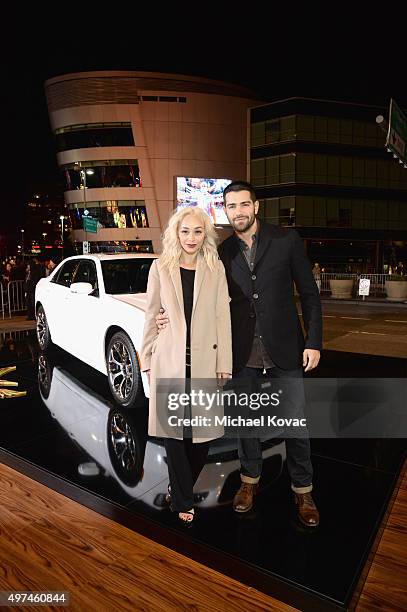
{"left": 106, "top": 331, "right": 143, "bottom": 408}
{"left": 36, "top": 305, "right": 52, "bottom": 350}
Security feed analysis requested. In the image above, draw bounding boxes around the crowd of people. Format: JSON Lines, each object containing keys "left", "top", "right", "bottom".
{"left": 1, "top": 257, "right": 57, "bottom": 319}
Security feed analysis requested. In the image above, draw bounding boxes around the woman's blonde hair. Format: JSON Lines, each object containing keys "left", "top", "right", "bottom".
{"left": 160, "top": 206, "right": 219, "bottom": 271}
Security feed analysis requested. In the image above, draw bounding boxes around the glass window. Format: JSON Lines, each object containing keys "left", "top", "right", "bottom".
{"left": 315, "top": 155, "right": 327, "bottom": 183}
{"left": 352, "top": 158, "right": 365, "bottom": 185}
{"left": 62, "top": 162, "right": 141, "bottom": 191}
{"left": 327, "top": 199, "right": 339, "bottom": 226}
{"left": 251, "top": 159, "right": 266, "bottom": 185}
{"left": 296, "top": 154, "right": 313, "bottom": 183}
{"left": 377, "top": 161, "right": 389, "bottom": 189}
{"left": 55, "top": 127, "right": 134, "bottom": 152}
{"left": 280, "top": 116, "right": 295, "bottom": 141}
{"left": 280, "top": 154, "right": 295, "bottom": 183}
{"left": 297, "top": 116, "right": 314, "bottom": 141}
{"left": 69, "top": 201, "right": 148, "bottom": 230}
{"left": 295, "top": 196, "right": 314, "bottom": 226}
{"left": 315, "top": 117, "right": 327, "bottom": 142}
{"left": 251, "top": 122, "right": 265, "bottom": 147}
{"left": 340, "top": 119, "right": 353, "bottom": 145}
{"left": 53, "top": 259, "right": 79, "bottom": 288}
{"left": 279, "top": 196, "right": 295, "bottom": 225}
{"left": 390, "top": 163, "right": 401, "bottom": 189}
{"left": 327, "top": 118, "right": 340, "bottom": 143}
{"left": 314, "top": 197, "right": 327, "bottom": 226}
{"left": 265, "top": 198, "right": 280, "bottom": 223}
{"left": 364, "top": 201, "right": 376, "bottom": 228}
{"left": 352, "top": 200, "right": 364, "bottom": 223}
{"left": 353, "top": 121, "right": 365, "bottom": 146}
{"left": 365, "top": 160, "right": 377, "bottom": 187}
{"left": 265, "top": 157, "right": 279, "bottom": 184}
{"left": 73, "top": 260, "right": 98, "bottom": 292}
{"left": 339, "top": 199, "right": 351, "bottom": 226}
{"left": 340, "top": 158, "right": 353, "bottom": 186}
{"left": 265, "top": 119, "right": 280, "bottom": 144}
{"left": 365, "top": 123, "right": 378, "bottom": 146}
{"left": 327, "top": 156, "right": 340, "bottom": 183}
{"left": 101, "top": 258, "right": 154, "bottom": 294}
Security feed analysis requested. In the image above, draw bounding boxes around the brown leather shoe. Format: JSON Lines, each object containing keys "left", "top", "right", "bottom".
{"left": 233, "top": 482, "right": 258, "bottom": 513}
{"left": 294, "top": 492, "right": 320, "bottom": 527}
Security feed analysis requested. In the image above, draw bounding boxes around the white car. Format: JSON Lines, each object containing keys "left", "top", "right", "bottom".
{"left": 35, "top": 254, "right": 157, "bottom": 408}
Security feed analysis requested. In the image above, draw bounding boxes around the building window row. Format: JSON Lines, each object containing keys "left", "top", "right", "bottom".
{"left": 62, "top": 160, "right": 140, "bottom": 190}
{"left": 140, "top": 96, "right": 187, "bottom": 103}
{"left": 258, "top": 196, "right": 407, "bottom": 230}
{"left": 251, "top": 115, "right": 384, "bottom": 149}
{"left": 55, "top": 125, "right": 134, "bottom": 152}
{"left": 251, "top": 153, "right": 407, "bottom": 190}
{"left": 69, "top": 200, "right": 149, "bottom": 230}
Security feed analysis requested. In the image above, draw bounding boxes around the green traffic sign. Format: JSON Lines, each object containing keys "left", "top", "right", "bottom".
{"left": 83, "top": 217, "right": 98, "bottom": 233}
{"left": 386, "top": 99, "right": 407, "bottom": 165}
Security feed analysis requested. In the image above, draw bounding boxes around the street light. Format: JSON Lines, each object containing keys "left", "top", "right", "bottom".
{"left": 60, "top": 215, "right": 65, "bottom": 261}
{"left": 76, "top": 165, "right": 94, "bottom": 253}
{"left": 21, "top": 229, "right": 25, "bottom": 261}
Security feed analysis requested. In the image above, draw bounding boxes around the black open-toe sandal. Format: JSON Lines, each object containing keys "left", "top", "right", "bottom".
{"left": 178, "top": 509, "right": 195, "bottom": 527}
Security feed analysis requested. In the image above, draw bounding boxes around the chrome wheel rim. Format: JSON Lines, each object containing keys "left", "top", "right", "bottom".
{"left": 37, "top": 310, "right": 47, "bottom": 348}
{"left": 109, "top": 412, "right": 136, "bottom": 473}
{"left": 108, "top": 340, "right": 134, "bottom": 401}
{"left": 38, "top": 354, "right": 49, "bottom": 389}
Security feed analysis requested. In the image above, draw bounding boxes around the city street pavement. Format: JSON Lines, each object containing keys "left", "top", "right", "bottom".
{"left": 309, "top": 301, "right": 407, "bottom": 358}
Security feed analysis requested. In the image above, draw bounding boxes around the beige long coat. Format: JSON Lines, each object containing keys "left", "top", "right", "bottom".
{"left": 140, "top": 254, "right": 232, "bottom": 443}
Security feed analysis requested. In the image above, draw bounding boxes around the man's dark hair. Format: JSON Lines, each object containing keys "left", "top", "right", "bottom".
{"left": 223, "top": 180, "right": 257, "bottom": 204}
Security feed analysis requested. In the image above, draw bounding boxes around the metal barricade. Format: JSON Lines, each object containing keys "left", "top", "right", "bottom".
{"left": 7, "top": 280, "right": 26, "bottom": 317}
{"left": 321, "top": 273, "right": 392, "bottom": 299}
{"left": 1, "top": 285, "right": 5, "bottom": 319}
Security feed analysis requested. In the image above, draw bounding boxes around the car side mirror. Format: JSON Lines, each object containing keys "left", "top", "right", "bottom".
{"left": 70, "top": 282, "right": 94, "bottom": 295}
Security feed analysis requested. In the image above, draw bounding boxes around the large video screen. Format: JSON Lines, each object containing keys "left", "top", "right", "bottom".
{"left": 176, "top": 177, "right": 232, "bottom": 225}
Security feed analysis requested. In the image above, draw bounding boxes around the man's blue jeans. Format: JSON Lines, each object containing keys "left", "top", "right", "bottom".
{"left": 235, "top": 366, "right": 313, "bottom": 494}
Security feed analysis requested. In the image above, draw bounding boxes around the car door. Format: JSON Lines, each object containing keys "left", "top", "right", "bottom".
{"left": 67, "top": 259, "right": 103, "bottom": 367}
{"left": 45, "top": 259, "right": 80, "bottom": 349}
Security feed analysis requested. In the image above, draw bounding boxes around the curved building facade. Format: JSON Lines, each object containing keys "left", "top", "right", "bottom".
{"left": 45, "top": 71, "right": 259, "bottom": 253}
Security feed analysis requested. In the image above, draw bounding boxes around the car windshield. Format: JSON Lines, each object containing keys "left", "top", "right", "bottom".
{"left": 101, "top": 258, "right": 155, "bottom": 294}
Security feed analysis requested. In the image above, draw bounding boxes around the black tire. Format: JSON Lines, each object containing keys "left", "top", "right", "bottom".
{"left": 36, "top": 304, "right": 52, "bottom": 350}
{"left": 106, "top": 331, "right": 144, "bottom": 408}
{"left": 37, "top": 352, "right": 53, "bottom": 400}
{"left": 107, "top": 407, "right": 147, "bottom": 486}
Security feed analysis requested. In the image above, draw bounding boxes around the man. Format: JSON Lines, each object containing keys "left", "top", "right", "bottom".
{"left": 218, "top": 181, "right": 322, "bottom": 527}
{"left": 157, "top": 180, "right": 322, "bottom": 527}
{"left": 25, "top": 258, "right": 45, "bottom": 320}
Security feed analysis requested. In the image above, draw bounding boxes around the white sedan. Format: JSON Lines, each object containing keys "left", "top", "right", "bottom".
{"left": 35, "top": 254, "right": 157, "bottom": 407}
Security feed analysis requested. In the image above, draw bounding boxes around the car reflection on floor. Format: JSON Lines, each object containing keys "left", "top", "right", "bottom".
{"left": 37, "top": 351, "right": 286, "bottom": 510}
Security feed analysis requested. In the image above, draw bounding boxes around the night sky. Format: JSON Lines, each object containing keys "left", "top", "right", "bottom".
{"left": 1, "top": 25, "right": 406, "bottom": 239}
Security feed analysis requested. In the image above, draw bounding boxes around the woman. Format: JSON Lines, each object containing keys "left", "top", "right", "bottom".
{"left": 140, "top": 207, "right": 232, "bottom": 525}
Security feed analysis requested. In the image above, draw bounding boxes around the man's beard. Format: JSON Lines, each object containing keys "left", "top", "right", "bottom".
{"left": 231, "top": 213, "right": 256, "bottom": 233}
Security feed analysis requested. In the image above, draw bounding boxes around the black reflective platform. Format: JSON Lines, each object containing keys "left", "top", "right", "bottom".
{"left": 0, "top": 331, "right": 405, "bottom": 611}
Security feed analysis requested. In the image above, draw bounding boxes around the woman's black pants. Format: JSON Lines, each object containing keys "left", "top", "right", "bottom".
{"left": 164, "top": 437, "right": 210, "bottom": 512}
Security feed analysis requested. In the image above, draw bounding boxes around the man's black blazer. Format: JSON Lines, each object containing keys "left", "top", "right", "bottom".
{"left": 218, "top": 220, "right": 322, "bottom": 373}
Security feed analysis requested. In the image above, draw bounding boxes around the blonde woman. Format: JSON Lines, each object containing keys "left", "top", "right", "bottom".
{"left": 140, "top": 207, "right": 232, "bottom": 526}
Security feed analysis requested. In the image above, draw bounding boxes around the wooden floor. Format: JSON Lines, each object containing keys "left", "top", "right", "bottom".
{"left": 0, "top": 461, "right": 405, "bottom": 611}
